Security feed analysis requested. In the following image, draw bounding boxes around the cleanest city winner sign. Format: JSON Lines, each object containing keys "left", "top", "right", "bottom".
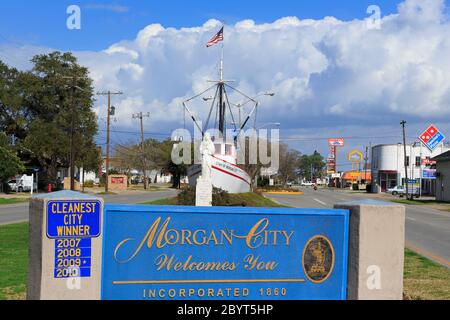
{"left": 29, "top": 193, "right": 350, "bottom": 300}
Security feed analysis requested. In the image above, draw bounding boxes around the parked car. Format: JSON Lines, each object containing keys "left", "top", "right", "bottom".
{"left": 387, "top": 185, "right": 420, "bottom": 198}
{"left": 301, "top": 181, "right": 314, "bottom": 187}
{"left": 387, "top": 186, "right": 405, "bottom": 196}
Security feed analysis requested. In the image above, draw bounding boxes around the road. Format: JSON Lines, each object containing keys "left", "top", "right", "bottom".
{"left": 266, "top": 187, "right": 450, "bottom": 267}
{"left": 0, "top": 189, "right": 178, "bottom": 226}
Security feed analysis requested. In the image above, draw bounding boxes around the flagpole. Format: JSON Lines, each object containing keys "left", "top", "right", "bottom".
{"left": 220, "top": 26, "right": 224, "bottom": 82}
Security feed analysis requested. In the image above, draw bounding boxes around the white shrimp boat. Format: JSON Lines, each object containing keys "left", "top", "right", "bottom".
{"left": 187, "top": 143, "right": 251, "bottom": 194}
{"left": 182, "top": 26, "right": 266, "bottom": 194}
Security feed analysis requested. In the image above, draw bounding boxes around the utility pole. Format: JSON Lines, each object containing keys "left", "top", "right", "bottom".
{"left": 97, "top": 90, "right": 123, "bottom": 192}
{"left": 62, "top": 75, "right": 81, "bottom": 191}
{"left": 400, "top": 120, "right": 410, "bottom": 200}
{"left": 364, "top": 146, "right": 369, "bottom": 182}
{"left": 133, "top": 112, "right": 150, "bottom": 189}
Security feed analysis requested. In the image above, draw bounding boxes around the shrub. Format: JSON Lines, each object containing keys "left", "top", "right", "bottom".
{"left": 177, "top": 187, "right": 196, "bottom": 206}
{"left": 176, "top": 186, "right": 230, "bottom": 206}
{"left": 83, "top": 180, "right": 94, "bottom": 188}
{"left": 212, "top": 188, "right": 230, "bottom": 206}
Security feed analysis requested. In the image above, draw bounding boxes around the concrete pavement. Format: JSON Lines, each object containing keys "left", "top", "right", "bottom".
{"left": 266, "top": 187, "right": 450, "bottom": 268}
{"left": 0, "top": 189, "right": 178, "bottom": 226}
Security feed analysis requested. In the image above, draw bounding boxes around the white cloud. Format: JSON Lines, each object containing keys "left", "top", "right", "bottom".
{"left": 1, "top": 0, "right": 450, "bottom": 156}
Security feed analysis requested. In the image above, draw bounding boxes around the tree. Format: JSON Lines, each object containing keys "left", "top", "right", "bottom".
{"left": 278, "top": 144, "right": 302, "bottom": 186}
{"left": 76, "top": 143, "right": 101, "bottom": 191}
{"left": 161, "top": 140, "right": 188, "bottom": 188}
{"left": 298, "top": 151, "right": 326, "bottom": 181}
{"left": 237, "top": 135, "right": 278, "bottom": 190}
{"left": 20, "top": 52, "right": 98, "bottom": 185}
{"left": 0, "top": 61, "right": 35, "bottom": 143}
{"left": 0, "top": 133, "right": 25, "bottom": 191}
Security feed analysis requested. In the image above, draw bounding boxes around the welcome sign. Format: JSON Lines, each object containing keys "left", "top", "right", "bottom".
{"left": 101, "top": 205, "right": 349, "bottom": 300}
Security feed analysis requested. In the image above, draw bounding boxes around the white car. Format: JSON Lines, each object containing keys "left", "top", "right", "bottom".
{"left": 387, "top": 185, "right": 419, "bottom": 197}
{"left": 387, "top": 186, "right": 405, "bottom": 195}
{"left": 301, "top": 181, "right": 314, "bottom": 187}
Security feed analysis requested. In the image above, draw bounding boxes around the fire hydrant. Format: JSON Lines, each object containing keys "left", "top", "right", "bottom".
{"left": 47, "top": 184, "right": 52, "bottom": 193}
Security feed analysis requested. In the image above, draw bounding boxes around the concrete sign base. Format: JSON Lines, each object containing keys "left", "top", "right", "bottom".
{"left": 27, "top": 191, "right": 104, "bottom": 300}
{"left": 334, "top": 200, "right": 405, "bottom": 300}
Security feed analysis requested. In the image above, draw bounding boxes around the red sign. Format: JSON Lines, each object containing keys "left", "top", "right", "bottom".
{"left": 328, "top": 138, "right": 345, "bottom": 147}
{"left": 422, "top": 159, "right": 436, "bottom": 166}
{"left": 419, "top": 125, "right": 438, "bottom": 144}
{"left": 111, "top": 177, "right": 124, "bottom": 184}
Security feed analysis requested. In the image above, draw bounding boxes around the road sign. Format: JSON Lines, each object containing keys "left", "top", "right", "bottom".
{"left": 328, "top": 138, "right": 345, "bottom": 147}
{"left": 419, "top": 124, "right": 446, "bottom": 151}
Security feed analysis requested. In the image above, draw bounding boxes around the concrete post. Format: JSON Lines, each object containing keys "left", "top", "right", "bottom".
{"left": 27, "top": 191, "right": 104, "bottom": 300}
{"left": 334, "top": 200, "right": 405, "bottom": 300}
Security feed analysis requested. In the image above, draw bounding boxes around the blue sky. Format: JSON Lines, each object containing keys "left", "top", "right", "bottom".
{"left": 1, "top": 0, "right": 403, "bottom": 51}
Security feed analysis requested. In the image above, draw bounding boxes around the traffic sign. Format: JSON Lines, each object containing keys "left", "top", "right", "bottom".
{"left": 419, "top": 124, "right": 445, "bottom": 151}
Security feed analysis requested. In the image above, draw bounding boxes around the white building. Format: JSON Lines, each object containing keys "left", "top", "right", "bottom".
{"left": 433, "top": 151, "right": 450, "bottom": 202}
{"left": 371, "top": 143, "right": 450, "bottom": 194}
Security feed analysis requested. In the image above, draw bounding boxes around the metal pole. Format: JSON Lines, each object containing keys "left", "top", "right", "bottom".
{"left": 70, "top": 78, "right": 76, "bottom": 191}
{"left": 106, "top": 91, "right": 111, "bottom": 193}
{"left": 419, "top": 142, "right": 423, "bottom": 198}
{"left": 139, "top": 112, "right": 150, "bottom": 190}
{"left": 401, "top": 120, "right": 409, "bottom": 200}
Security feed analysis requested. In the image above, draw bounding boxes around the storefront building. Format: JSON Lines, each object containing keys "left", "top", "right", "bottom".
{"left": 433, "top": 151, "right": 450, "bottom": 202}
{"left": 371, "top": 143, "right": 450, "bottom": 194}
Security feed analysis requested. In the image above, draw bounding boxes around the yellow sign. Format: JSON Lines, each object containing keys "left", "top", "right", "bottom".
{"left": 348, "top": 150, "right": 363, "bottom": 162}
{"left": 348, "top": 150, "right": 363, "bottom": 172}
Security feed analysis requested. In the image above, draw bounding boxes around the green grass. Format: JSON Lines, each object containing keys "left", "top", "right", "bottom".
{"left": 227, "top": 193, "right": 291, "bottom": 207}
{"left": 403, "top": 249, "right": 450, "bottom": 300}
{"left": 0, "top": 198, "right": 29, "bottom": 205}
{"left": 391, "top": 199, "right": 450, "bottom": 206}
{"left": 141, "top": 197, "right": 179, "bottom": 205}
{"left": 140, "top": 192, "right": 290, "bottom": 208}
{"left": 0, "top": 223, "right": 28, "bottom": 300}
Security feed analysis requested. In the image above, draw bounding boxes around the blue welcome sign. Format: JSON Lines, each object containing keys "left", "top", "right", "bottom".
{"left": 101, "top": 205, "right": 349, "bottom": 300}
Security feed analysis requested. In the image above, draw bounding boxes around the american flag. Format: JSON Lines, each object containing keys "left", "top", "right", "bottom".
{"left": 206, "top": 27, "right": 224, "bottom": 48}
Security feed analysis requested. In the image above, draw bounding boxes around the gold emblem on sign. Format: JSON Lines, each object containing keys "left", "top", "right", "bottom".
{"left": 302, "top": 235, "right": 334, "bottom": 284}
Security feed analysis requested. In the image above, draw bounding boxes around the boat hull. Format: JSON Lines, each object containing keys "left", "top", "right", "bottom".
{"left": 188, "top": 157, "right": 251, "bottom": 194}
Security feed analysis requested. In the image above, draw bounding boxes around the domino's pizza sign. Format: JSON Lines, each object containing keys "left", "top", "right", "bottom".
{"left": 419, "top": 124, "right": 445, "bottom": 151}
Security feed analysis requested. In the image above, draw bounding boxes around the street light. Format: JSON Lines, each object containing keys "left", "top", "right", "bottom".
{"left": 231, "top": 92, "right": 276, "bottom": 128}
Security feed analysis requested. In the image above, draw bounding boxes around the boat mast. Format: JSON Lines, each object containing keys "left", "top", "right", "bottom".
{"left": 218, "top": 37, "right": 226, "bottom": 136}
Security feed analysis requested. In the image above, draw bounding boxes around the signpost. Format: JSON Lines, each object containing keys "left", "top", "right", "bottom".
{"left": 327, "top": 138, "right": 345, "bottom": 175}
{"left": 419, "top": 124, "right": 446, "bottom": 151}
